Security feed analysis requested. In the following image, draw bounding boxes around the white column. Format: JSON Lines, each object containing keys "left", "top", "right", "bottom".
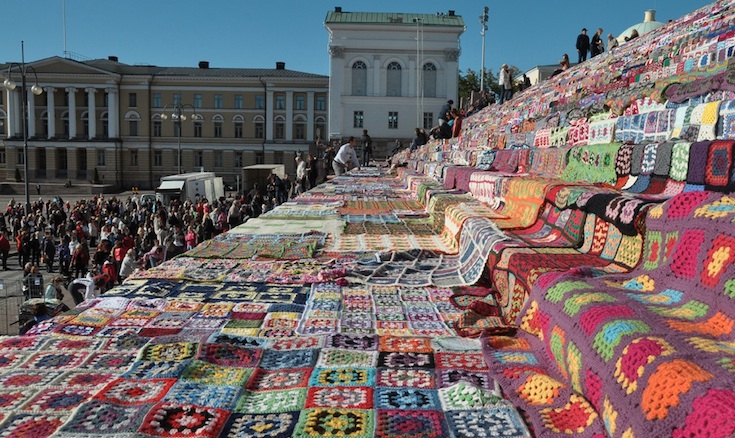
{"left": 106, "top": 88, "right": 119, "bottom": 138}
{"left": 27, "top": 88, "right": 36, "bottom": 137}
{"left": 372, "top": 56, "right": 381, "bottom": 96}
{"left": 45, "top": 87, "right": 56, "bottom": 139}
{"left": 6, "top": 89, "right": 18, "bottom": 137}
{"left": 265, "top": 89, "right": 274, "bottom": 141}
{"left": 86, "top": 87, "right": 97, "bottom": 139}
{"left": 306, "top": 91, "right": 314, "bottom": 141}
{"left": 285, "top": 91, "right": 293, "bottom": 141}
{"left": 66, "top": 87, "right": 77, "bottom": 139}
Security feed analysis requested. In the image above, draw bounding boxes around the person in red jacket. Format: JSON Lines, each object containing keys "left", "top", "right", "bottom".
{"left": 0, "top": 229, "right": 10, "bottom": 270}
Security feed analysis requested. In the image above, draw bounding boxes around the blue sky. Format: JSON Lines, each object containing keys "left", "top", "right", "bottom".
{"left": 3, "top": 1, "right": 714, "bottom": 77}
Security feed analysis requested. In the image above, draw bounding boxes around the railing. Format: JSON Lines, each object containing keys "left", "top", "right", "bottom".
{"left": 0, "top": 280, "right": 24, "bottom": 335}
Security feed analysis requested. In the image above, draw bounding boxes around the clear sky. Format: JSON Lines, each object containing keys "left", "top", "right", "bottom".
{"left": 2, "top": 0, "right": 714, "bottom": 77}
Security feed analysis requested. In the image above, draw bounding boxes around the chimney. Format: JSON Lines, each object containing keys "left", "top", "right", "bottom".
{"left": 198, "top": 61, "right": 209, "bottom": 69}
{"left": 276, "top": 62, "right": 286, "bottom": 70}
{"left": 448, "top": 10, "right": 455, "bottom": 16}
{"left": 335, "top": 6, "right": 342, "bottom": 12}
{"left": 108, "top": 56, "right": 118, "bottom": 62}
{"left": 644, "top": 10, "right": 655, "bottom": 22}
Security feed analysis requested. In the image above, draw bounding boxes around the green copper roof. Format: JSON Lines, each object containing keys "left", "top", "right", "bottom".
{"left": 325, "top": 10, "right": 465, "bottom": 27}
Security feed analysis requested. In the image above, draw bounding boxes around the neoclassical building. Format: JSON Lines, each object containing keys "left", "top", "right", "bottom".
{"left": 325, "top": 7, "right": 465, "bottom": 153}
{"left": 0, "top": 57, "right": 328, "bottom": 190}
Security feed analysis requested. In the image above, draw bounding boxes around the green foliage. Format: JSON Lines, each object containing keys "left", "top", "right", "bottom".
{"left": 458, "top": 65, "right": 521, "bottom": 102}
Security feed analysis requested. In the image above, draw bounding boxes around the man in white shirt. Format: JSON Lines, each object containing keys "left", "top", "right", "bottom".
{"left": 332, "top": 137, "right": 361, "bottom": 176}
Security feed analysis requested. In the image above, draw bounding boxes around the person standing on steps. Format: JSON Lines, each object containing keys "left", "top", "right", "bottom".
{"left": 360, "top": 129, "right": 372, "bottom": 167}
{"left": 576, "top": 28, "right": 590, "bottom": 63}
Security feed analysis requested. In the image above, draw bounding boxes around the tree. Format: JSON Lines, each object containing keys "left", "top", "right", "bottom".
{"left": 458, "top": 68, "right": 500, "bottom": 104}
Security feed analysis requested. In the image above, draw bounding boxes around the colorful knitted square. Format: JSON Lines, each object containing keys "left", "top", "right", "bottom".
{"left": 198, "top": 343, "right": 262, "bottom": 367}
{"left": 53, "top": 370, "right": 117, "bottom": 388}
{"left": 374, "top": 409, "right": 448, "bottom": 438}
{"left": 269, "top": 336, "right": 322, "bottom": 351}
{"left": 294, "top": 408, "right": 374, "bottom": 438}
{"left": 54, "top": 323, "right": 100, "bottom": 337}
{"left": 445, "top": 406, "right": 531, "bottom": 438}
{"left": 123, "top": 359, "right": 192, "bottom": 379}
{"left": 58, "top": 400, "right": 150, "bottom": 435}
{"left": 82, "top": 351, "right": 137, "bottom": 370}
{"left": 0, "top": 352, "right": 29, "bottom": 370}
{"left": 24, "top": 387, "right": 97, "bottom": 413}
{"left": 378, "top": 351, "right": 435, "bottom": 369}
{"left": 182, "top": 360, "right": 253, "bottom": 386}
{"left": 375, "top": 387, "right": 441, "bottom": 410}
{"left": 438, "top": 381, "right": 503, "bottom": 410}
{"left": 95, "top": 378, "right": 176, "bottom": 405}
{"left": 0, "top": 413, "right": 67, "bottom": 437}
{"left": 248, "top": 368, "right": 312, "bottom": 391}
{"left": 0, "top": 387, "right": 38, "bottom": 410}
{"left": 435, "top": 368, "right": 495, "bottom": 390}
{"left": 324, "top": 334, "right": 378, "bottom": 351}
{"left": 316, "top": 349, "right": 378, "bottom": 368}
{"left": 23, "top": 350, "right": 90, "bottom": 370}
{"left": 139, "top": 402, "right": 228, "bottom": 436}
{"left": 376, "top": 368, "right": 435, "bottom": 389}
{"left": 259, "top": 349, "right": 319, "bottom": 370}
{"left": 379, "top": 336, "right": 434, "bottom": 353}
{"left": 235, "top": 388, "right": 307, "bottom": 414}
{"left": 434, "top": 352, "right": 488, "bottom": 370}
{"left": 305, "top": 386, "right": 373, "bottom": 409}
{"left": 163, "top": 381, "right": 240, "bottom": 409}
{"left": 139, "top": 342, "right": 199, "bottom": 362}
{"left": 309, "top": 367, "right": 375, "bottom": 387}
{"left": 0, "top": 370, "right": 62, "bottom": 388}
{"left": 221, "top": 412, "right": 299, "bottom": 438}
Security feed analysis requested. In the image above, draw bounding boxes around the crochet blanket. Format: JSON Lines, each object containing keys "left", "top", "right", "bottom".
{"left": 484, "top": 191, "right": 735, "bottom": 437}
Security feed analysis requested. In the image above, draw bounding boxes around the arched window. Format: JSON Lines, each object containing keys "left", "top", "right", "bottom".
{"left": 352, "top": 61, "right": 367, "bottom": 96}
{"left": 274, "top": 115, "right": 285, "bottom": 139}
{"left": 233, "top": 115, "right": 244, "bottom": 138}
{"left": 293, "top": 114, "right": 307, "bottom": 140}
{"left": 254, "top": 115, "right": 265, "bottom": 139}
{"left": 423, "top": 62, "right": 437, "bottom": 98}
{"left": 387, "top": 62, "right": 402, "bottom": 97}
{"left": 213, "top": 114, "right": 224, "bottom": 138}
{"left": 314, "top": 116, "right": 326, "bottom": 142}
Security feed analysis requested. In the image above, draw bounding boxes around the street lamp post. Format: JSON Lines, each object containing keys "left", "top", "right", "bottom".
{"left": 160, "top": 103, "right": 201, "bottom": 174}
{"left": 480, "top": 7, "right": 489, "bottom": 92}
{"left": 3, "top": 41, "right": 43, "bottom": 215}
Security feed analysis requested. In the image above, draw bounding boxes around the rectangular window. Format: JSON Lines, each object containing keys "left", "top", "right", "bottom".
{"left": 275, "top": 95, "right": 285, "bottom": 110}
{"left": 153, "top": 93, "right": 162, "bottom": 108}
{"left": 316, "top": 96, "right": 326, "bottom": 111}
{"left": 234, "top": 152, "right": 243, "bottom": 168}
{"left": 275, "top": 121, "right": 285, "bottom": 139}
{"left": 388, "top": 111, "right": 398, "bottom": 129}
{"left": 294, "top": 124, "right": 305, "bottom": 140}
{"left": 274, "top": 151, "right": 284, "bottom": 165}
{"left": 214, "top": 121, "right": 223, "bottom": 138}
{"left": 153, "top": 121, "right": 162, "bottom": 137}
{"left": 130, "top": 149, "right": 138, "bottom": 166}
{"left": 353, "top": 111, "right": 364, "bottom": 128}
{"left": 96, "top": 149, "right": 105, "bottom": 166}
{"left": 255, "top": 152, "right": 264, "bottom": 165}
{"left": 154, "top": 150, "right": 162, "bottom": 167}
{"left": 193, "top": 94, "right": 202, "bottom": 109}
{"left": 195, "top": 151, "right": 203, "bottom": 167}
{"left": 194, "top": 122, "right": 202, "bottom": 138}
{"left": 423, "top": 112, "right": 434, "bottom": 130}
{"left": 255, "top": 122, "right": 264, "bottom": 139}
{"left": 234, "top": 122, "right": 243, "bottom": 138}
{"left": 214, "top": 94, "right": 223, "bottom": 109}
{"left": 128, "top": 93, "right": 137, "bottom": 107}
{"left": 255, "top": 95, "right": 264, "bottom": 109}
{"left": 234, "top": 95, "right": 243, "bottom": 109}
{"left": 295, "top": 95, "right": 305, "bottom": 110}
{"left": 214, "top": 151, "right": 223, "bottom": 168}
{"left": 17, "top": 149, "right": 24, "bottom": 165}
{"left": 0, "top": 148, "right": 5, "bottom": 164}
{"left": 173, "top": 93, "right": 182, "bottom": 105}
{"left": 129, "top": 120, "right": 138, "bottom": 136}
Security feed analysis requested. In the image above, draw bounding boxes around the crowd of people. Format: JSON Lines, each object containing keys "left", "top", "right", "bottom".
{"left": 4, "top": 190, "right": 278, "bottom": 303}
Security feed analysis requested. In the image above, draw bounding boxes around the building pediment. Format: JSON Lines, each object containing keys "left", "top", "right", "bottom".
{"left": 21, "top": 56, "right": 122, "bottom": 80}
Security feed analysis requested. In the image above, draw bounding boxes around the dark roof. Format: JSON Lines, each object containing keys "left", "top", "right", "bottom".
{"left": 81, "top": 59, "right": 328, "bottom": 79}
{"left": 325, "top": 10, "right": 465, "bottom": 27}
